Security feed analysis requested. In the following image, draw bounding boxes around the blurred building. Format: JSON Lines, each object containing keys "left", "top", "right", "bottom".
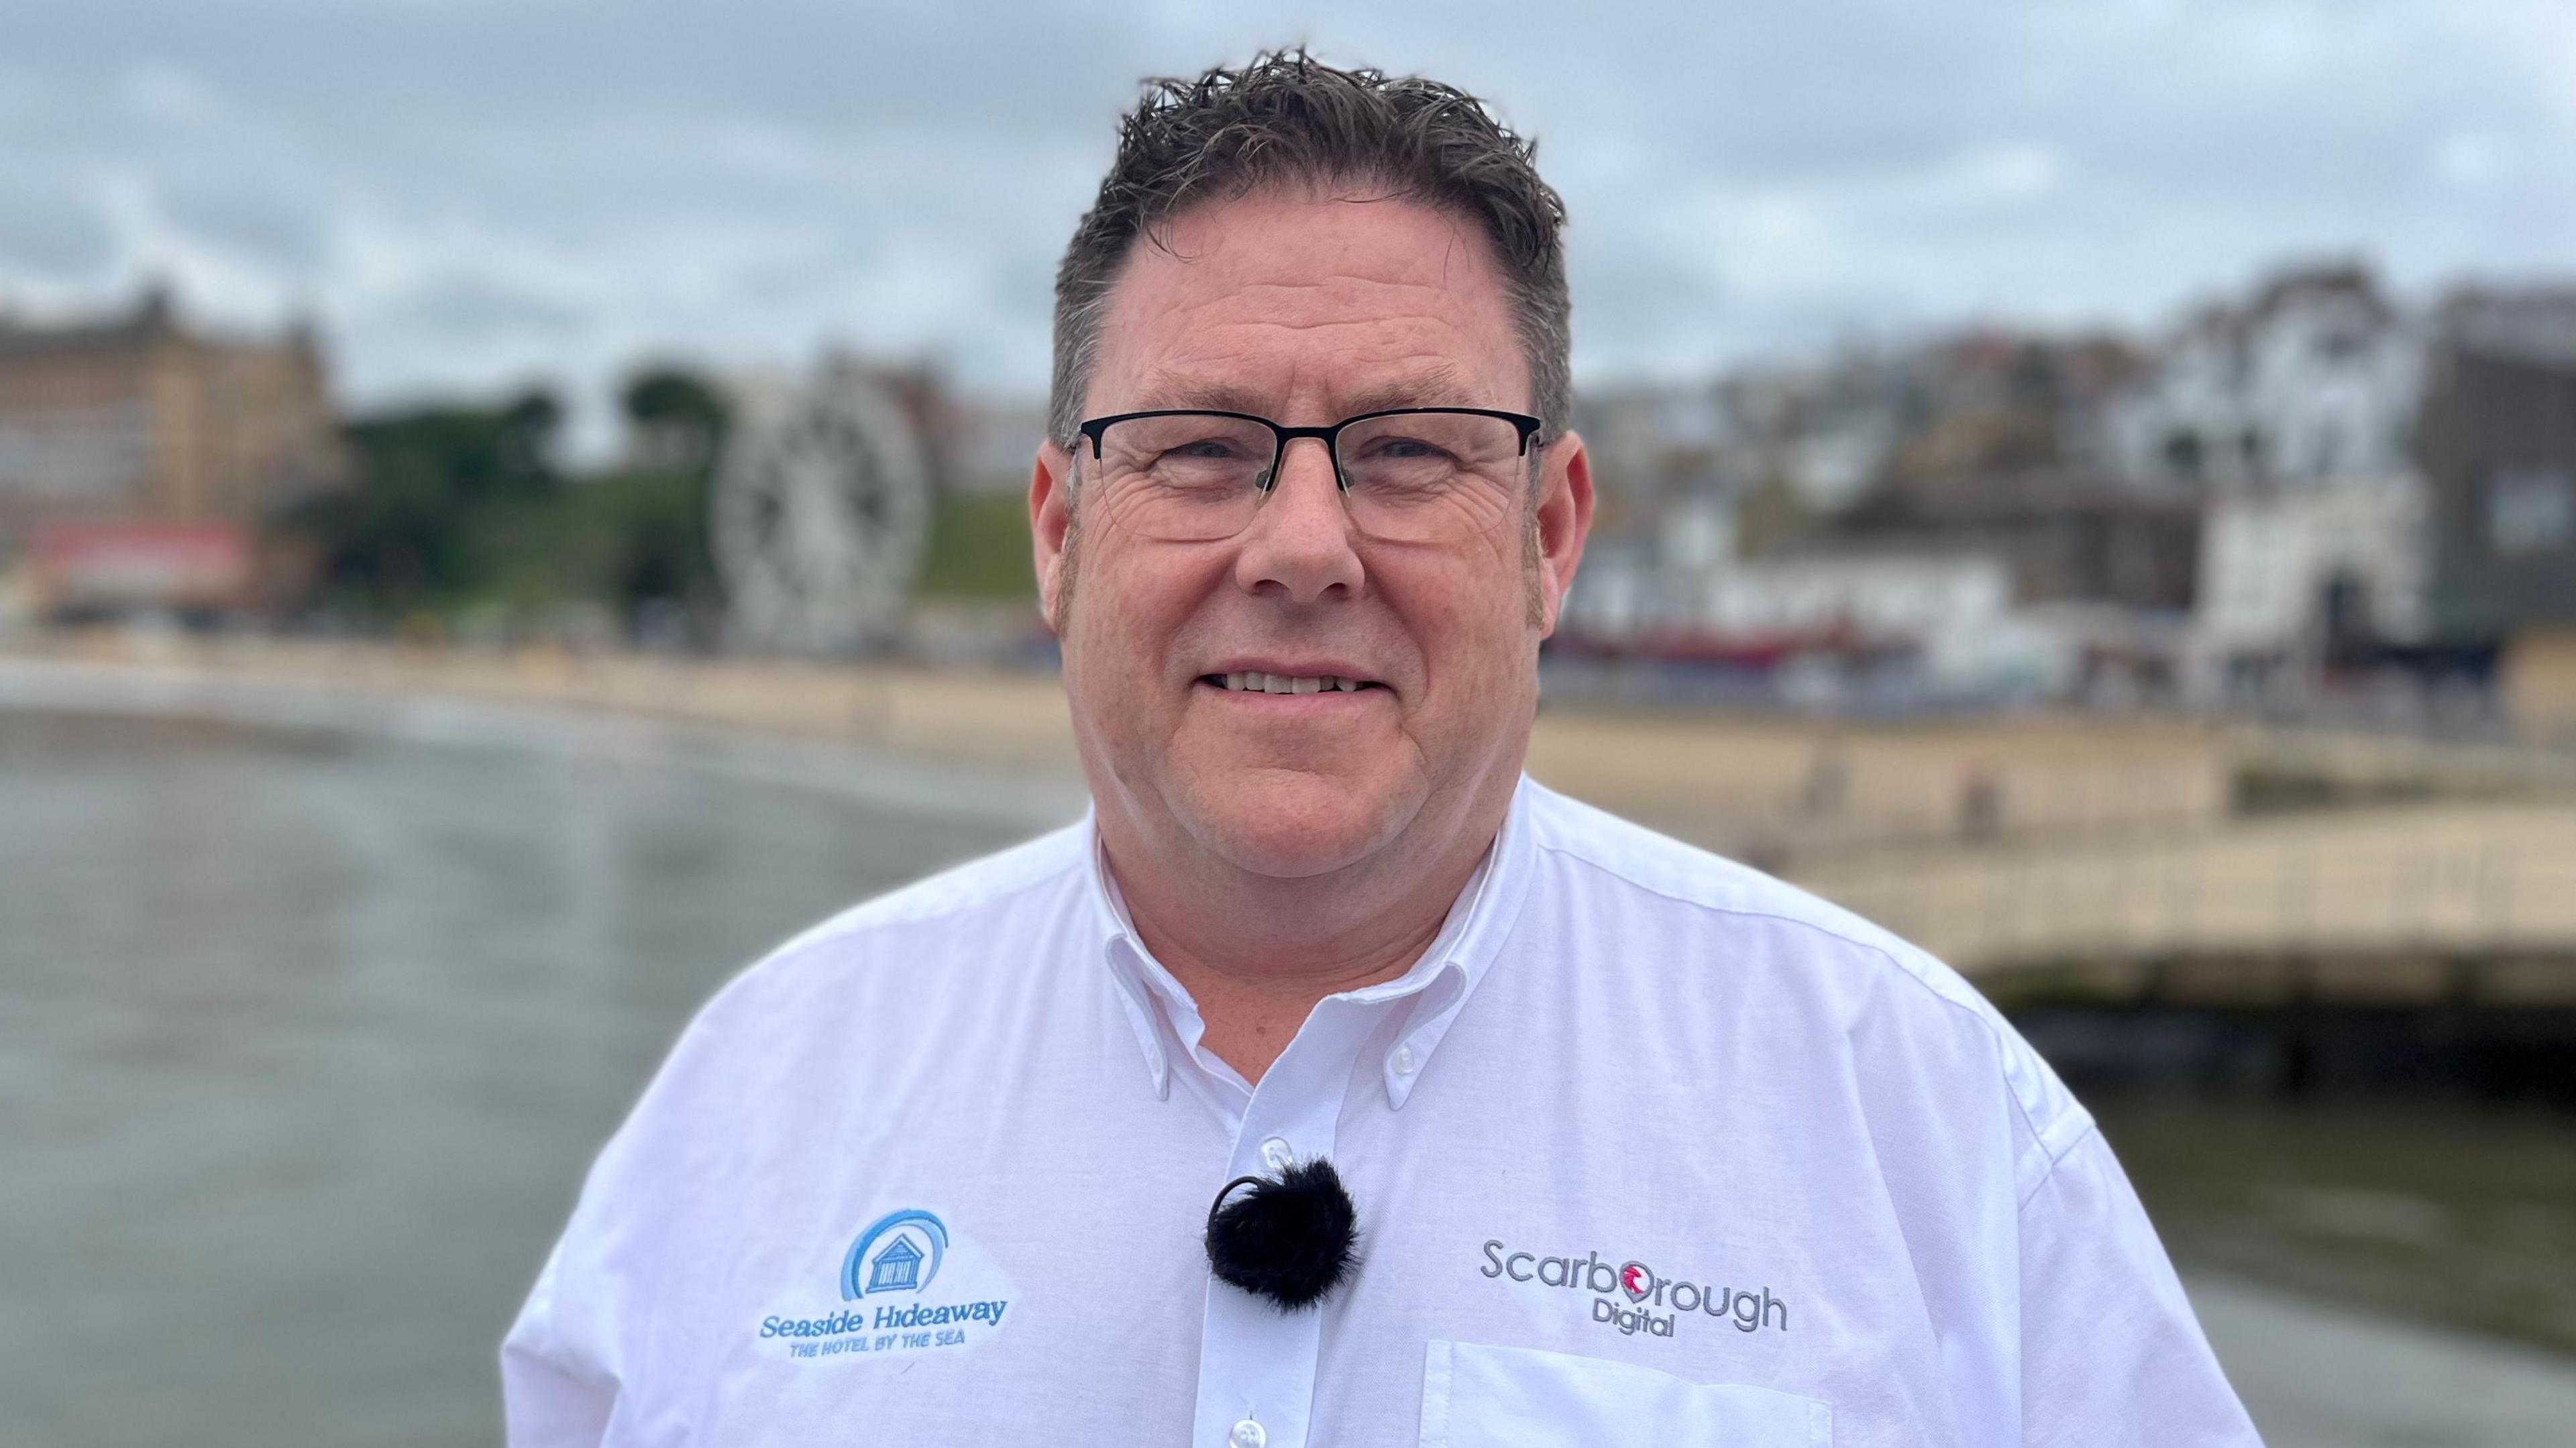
{"left": 1837, "top": 469, "right": 2199, "bottom": 614}
{"left": 2418, "top": 285, "right": 2576, "bottom": 738}
{"left": 1881, "top": 330, "right": 2145, "bottom": 485}
{"left": 2191, "top": 478, "right": 2429, "bottom": 697}
{"left": 0, "top": 286, "right": 341, "bottom": 616}
{"left": 2088, "top": 265, "right": 2437, "bottom": 703}
{"left": 1559, "top": 260, "right": 2576, "bottom": 720}
{"left": 2104, "top": 263, "right": 2422, "bottom": 490}
{"left": 1566, "top": 337, "right": 2183, "bottom": 704}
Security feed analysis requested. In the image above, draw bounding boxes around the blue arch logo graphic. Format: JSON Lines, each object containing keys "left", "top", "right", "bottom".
{"left": 840, "top": 1209, "right": 949, "bottom": 1301}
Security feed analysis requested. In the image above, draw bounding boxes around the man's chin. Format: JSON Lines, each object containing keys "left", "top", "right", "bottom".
{"left": 1172, "top": 769, "right": 1417, "bottom": 881}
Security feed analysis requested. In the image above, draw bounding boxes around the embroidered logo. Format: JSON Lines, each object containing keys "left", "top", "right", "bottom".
{"left": 758, "top": 1207, "right": 1016, "bottom": 1362}
{"left": 1482, "top": 1238, "right": 1790, "bottom": 1340}
{"left": 1618, "top": 1260, "right": 1654, "bottom": 1302}
{"left": 843, "top": 1209, "right": 947, "bottom": 1298}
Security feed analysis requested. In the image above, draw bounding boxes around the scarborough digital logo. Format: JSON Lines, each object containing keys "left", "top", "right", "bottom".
{"left": 1481, "top": 1238, "right": 1790, "bottom": 1339}
{"left": 840, "top": 1209, "right": 949, "bottom": 1300}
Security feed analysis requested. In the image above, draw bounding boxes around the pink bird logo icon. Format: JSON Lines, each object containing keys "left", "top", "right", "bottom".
{"left": 1619, "top": 1262, "right": 1653, "bottom": 1302}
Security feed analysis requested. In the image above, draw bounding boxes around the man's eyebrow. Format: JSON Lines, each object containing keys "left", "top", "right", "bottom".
{"left": 1129, "top": 362, "right": 1485, "bottom": 420}
{"left": 1134, "top": 375, "right": 1271, "bottom": 415}
{"left": 1338, "top": 366, "right": 1483, "bottom": 416}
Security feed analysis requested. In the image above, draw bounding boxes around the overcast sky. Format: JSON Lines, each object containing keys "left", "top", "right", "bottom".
{"left": 3, "top": 0, "right": 2570, "bottom": 447}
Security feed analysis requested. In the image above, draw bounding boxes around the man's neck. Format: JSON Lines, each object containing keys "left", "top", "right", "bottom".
{"left": 1103, "top": 801, "right": 1504, "bottom": 1085}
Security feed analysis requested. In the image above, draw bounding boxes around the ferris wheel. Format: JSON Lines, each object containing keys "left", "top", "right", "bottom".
{"left": 711, "top": 363, "right": 932, "bottom": 653}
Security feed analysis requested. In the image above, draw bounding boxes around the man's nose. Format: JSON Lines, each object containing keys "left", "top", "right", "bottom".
{"left": 1232, "top": 435, "right": 1363, "bottom": 603}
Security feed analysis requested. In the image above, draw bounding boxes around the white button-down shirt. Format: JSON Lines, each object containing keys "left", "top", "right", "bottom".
{"left": 502, "top": 777, "right": 2259, "bottom": 1446}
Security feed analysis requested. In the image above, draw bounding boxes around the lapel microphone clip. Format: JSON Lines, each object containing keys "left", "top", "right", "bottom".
{"left": 1204, "top": 1157, "right": 1360, "bottom": 1312}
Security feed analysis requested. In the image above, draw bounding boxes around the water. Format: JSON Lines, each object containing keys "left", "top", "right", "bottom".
{"left": 0, "top": 706, "right": 1039, "bottom": 1446}
{"left": 6, "top": 698, "right": 2575, "bottom": 1446}
{"left": 2095, "top": 1095, "right": 2576, "bottom": 1354}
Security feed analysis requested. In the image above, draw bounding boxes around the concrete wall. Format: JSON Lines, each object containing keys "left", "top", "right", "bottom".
{"left": 2504, "top": 625, "right": 2576, "bottom": 744}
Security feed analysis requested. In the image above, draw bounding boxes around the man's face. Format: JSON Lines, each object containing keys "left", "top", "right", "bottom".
{"left": 1031, "top": 186, "right": 1590, "bottom": 881}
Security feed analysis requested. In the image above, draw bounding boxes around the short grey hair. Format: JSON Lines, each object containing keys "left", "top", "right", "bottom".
{"left": 1049, "top": 49, "right": 1572, "bottom": 451}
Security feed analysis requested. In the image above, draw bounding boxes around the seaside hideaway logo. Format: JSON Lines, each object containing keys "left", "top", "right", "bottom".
{"left": 757, "top": 1208, "right": 1014, "bottom": 1362}
{"left": 1482, "top": 1237, "right": 1789, "bottom": 1340}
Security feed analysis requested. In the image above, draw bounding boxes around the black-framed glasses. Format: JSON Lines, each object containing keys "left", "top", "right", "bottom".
{"left": 1074, "top": 407, "right": 1544, "bottom": 544}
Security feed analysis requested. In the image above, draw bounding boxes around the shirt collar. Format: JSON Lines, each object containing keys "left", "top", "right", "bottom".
{"left": 1083, "top": 775, "right": 1536, "bottom": 1108}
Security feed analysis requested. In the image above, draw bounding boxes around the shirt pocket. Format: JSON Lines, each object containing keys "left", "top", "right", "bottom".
{"left": 1419, "top": 1339, "right": 1832, "bottom": 1448}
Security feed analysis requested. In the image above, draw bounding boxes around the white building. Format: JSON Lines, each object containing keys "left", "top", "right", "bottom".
{"left": 2188, "top": 477, "right": 2430, "bottom": 695}
{"left": 2103, "top": 264, "right": 2436, "bottom": 689}
{"left": 1686, "top": 549, "right": 2008, "bottom": 641}
{"left": 2105, "top": 264, "right": 2423, "bottom": 491}
{"left": 1562, "top": 543, "right": 2082, "bottom": 700}
{"left": 1715, "top": 360, "right": 1909, "bottom": 514}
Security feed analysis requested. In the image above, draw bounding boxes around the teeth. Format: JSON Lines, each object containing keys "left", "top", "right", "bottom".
{"left": 1216, "top": 672, "right": 1369, "bottom": 693}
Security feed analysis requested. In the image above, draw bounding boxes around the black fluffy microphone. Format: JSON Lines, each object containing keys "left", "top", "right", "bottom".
{"left": 1204, "top": 1158, "right": 1361, "bottom": 1311}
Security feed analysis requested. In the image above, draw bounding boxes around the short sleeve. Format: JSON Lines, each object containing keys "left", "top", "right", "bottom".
{"left": 500, "top": 1235, "right": 619, "bottom": 1447}
{"left": 2017, "top": 1127, "right": 2265, "bottom": 1447}
{"left": 495, "top": 961, "right": 771, "bottom": 1447}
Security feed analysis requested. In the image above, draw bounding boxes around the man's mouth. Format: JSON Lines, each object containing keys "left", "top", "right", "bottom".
{"left": 1197, "top": 671, "right": 1388, "bottom": 695}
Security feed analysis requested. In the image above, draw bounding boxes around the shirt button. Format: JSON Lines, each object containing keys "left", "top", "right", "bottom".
{"left": 1390, "top": 1043, "right": 1418, "bottom": 1076}
{"left": 1258, "top": 1136, "right": 1294, "bottom": 1172}
{"left": 1230, "top": 1419, "right": 1266, "bottom": 1448}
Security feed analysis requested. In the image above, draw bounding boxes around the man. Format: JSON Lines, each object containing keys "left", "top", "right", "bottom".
{"left": 503, "top": 52, "right": 2261, "bottom": 1446}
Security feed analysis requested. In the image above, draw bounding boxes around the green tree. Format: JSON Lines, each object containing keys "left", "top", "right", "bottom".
{"left": 290, "top": 388, "right": 566, "bottom": 618}
{"left": 588, "top": 366, "right": 733, "bottom": 632}
{"left": 285, "top": 370, "right": 736, "bottom": 639}
{"left": 621, "top": 368, "right": 730, "bottom": 476}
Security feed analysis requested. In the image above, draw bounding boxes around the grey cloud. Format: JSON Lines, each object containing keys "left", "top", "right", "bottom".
{"left": 0, "top": 0, "right": 2566, "bottom": 427}
{"left": 0, "top": 162, "right": 113, "bottom": 276}
{"left": 154, "top": 180, "right": 334, "bottom": 273}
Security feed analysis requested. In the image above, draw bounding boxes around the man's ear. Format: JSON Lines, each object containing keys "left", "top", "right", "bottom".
{"left": 1533, "top": 430, "right": 1593, "bottom": 636}
{"left": 1030, "top": 439, "right": 1077, "bottom": 633}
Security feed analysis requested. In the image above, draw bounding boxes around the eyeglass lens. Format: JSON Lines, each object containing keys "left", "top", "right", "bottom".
{"left": 1087, "top": 411, "right": 1525, "bottom": 543}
